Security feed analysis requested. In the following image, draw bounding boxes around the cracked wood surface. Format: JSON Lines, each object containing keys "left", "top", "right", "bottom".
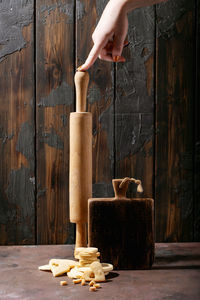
{"left": 36, "top": 0, "right": 75, "bottom": 244}
{"left": 155, "top": 0, "right": 196, "bottom": 242}
{"left": 0, "top": 0, "right": 35, "bottom": 245}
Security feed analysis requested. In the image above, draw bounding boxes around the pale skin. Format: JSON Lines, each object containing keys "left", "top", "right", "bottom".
{"left": 78, "top": 0, "right": 166, "bottom": 71}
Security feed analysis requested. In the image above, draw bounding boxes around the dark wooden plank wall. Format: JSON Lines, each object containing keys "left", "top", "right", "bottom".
{"left": 0, "top": 0, "right": 199, "bottom": 245}
{"left": 155, "top": 0, "right": 197, "bottom": 241}
{"left": 194, "top": 0, "right": 200, "bottom": 241}
{"left": 115, "top": 6, "right": 155, "bottom": 198}
{"left": 36, "top": 0, "right": 75, "bottom": 244}
{"left": 0, "top": 0, "right": 35, "bottom": 245}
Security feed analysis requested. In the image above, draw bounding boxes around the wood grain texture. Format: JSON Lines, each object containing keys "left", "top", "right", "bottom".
{"left": 155, "top": 0, "right": 196, "bottom": 241}
{"left": 76, "top": 0, "right": 114, "bottom": 198}
{"left": 0, "top": 0, "right": 35, "bottom": 245}
{"left": 115, "top": 7, "right": 155, "bottom": 199}
{"left": 89, "top": 197, "right": 154, "bottom": 270}
{"left": 0, "top": 0, "right": 199, "bottom": 245}
{"left": 194, "top": 0, "right": 200, "bottom": 240}
{"left": 36, "top": 0, "right": 75, "bottom": 244}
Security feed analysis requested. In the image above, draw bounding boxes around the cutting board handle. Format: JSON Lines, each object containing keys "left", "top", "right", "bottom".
{"left": 112, "top": 177, "right": 143, "bottom": 199}
{"left": 74, "top": 71, "right": 89, "bottom": 112}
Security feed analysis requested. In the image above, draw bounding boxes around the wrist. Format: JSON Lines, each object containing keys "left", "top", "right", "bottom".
{"left": 109, "top": 0, "right": 166, "bottom": 12}
{"left": 108, "top": 0, "right": 134, "bottom": 14}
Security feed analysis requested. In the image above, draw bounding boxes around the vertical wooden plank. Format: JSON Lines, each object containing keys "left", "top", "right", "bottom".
{"left": 115, "top": 7, "right": 155, "bottom": 198}
{"left": 155, "top": 0, "right": 195, "bottom": 241}
{"left": 0, "top": 0, "right": 35, "bottom": 244}
{"left": 76, "top": 0, "right": 114, "bottom": 198}
{"left": 36, "top": 0, "right": 75, "bottom": 244}
{"left": 194, "top": 0, "right": 200, "bottom": 241}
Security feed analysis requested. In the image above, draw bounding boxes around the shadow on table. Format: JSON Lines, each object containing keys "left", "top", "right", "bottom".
{"left": 105, "top": 272, "right": 119, "bottom": 282}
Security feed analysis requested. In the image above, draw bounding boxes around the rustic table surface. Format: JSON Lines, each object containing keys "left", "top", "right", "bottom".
{"left": 0, "top": 243, "right": 199, "bottom": 300}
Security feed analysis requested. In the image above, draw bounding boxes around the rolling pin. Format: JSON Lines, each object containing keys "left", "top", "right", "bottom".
{"left": 88, "top": 177, "right": 154, "bottom": 270}
{"left": 69, "top": 71, "right": 92, "bottom": 248}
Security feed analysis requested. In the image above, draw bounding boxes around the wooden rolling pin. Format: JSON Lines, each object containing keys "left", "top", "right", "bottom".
{"left": 69, "top": 71, "right": 92, "bottom": 248}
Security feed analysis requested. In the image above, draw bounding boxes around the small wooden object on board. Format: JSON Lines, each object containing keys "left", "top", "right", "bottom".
{"left": 88, "top": 177, "right": 154, "bottom": 270}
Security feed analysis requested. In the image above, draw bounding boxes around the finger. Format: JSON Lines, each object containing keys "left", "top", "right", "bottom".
{"left": 104, "top": 40, "right": 114, "bottom": 53}
{"left": 112, "top": 19, "right": 128, "bottom": 60}
{"left": 99, "top": 54, "right": 113, "bottom": 62}
{"left": 78, "top": 40, "right": 106, "bottom": 71}
{"left": 112, "top": 36, "right": 126, "bottom": 61}
{"left": 123, "top": 39, "right": 129, "bottom": 47}
{"left": 99, "top": 52, "right": 126, "bottom": 62}
{"left": 104, "top": 39, "right": 129, "bottom": 54}
{"left": 97, "top": 48, "right": 113, "bottom": 62}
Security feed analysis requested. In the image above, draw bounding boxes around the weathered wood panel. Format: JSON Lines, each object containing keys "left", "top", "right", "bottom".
{"left": 155, "top": 0, "right": 195, "bottom": 241}
{"left": 194, "top": 0, "right": 200, "bottom": 240}
{"left": 76, "top": 0, "right": 114, "bottom": 198}
{"left": 36, "top": 0, "right": 75, "bottom": 244}
{"left": 115, "top": 7, "right": 155, "bottom": 198}
{"left": 0, "top": 0, "right": 199, "bottom": 245}
{"left": 89, "top": 197, "right": 154, "bottom": 270}
{"left": 0, "top": 0, "right": 35, "bottom": 244}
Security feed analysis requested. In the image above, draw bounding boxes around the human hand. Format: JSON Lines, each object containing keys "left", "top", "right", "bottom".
{"left": 78, "top": 0, "right": 129, "bottom": 71}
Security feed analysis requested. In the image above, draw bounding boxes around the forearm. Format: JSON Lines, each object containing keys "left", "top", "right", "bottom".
{"left": 111, "top": 0, "right": 166, "bottom": 13}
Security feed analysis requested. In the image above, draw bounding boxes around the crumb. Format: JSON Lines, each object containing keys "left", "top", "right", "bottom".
{"left": 89, "top": 280, "right": 95, "bottom": 286}
{"left": 73, "top": 279, "right": 82, "bottom": 284}
{"left": 60, "top": 281, "right": 67, "bottom": 286}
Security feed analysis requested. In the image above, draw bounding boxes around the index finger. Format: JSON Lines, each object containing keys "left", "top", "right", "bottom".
{"left": 78, "top": 41, "right": 105, "bottom": 71}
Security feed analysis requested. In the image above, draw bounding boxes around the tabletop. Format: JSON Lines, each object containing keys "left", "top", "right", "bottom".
{"left": 0, "top": 243, "right": 200, "bottom": 300}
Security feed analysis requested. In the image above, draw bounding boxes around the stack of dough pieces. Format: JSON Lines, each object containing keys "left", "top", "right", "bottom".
{"left": 75, "top": 247, "right": 100, "bottom": 266}
{"left": 38, "top": 247, "right": 113, "bottom": 282}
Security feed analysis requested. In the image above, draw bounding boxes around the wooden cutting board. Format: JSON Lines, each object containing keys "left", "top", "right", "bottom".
{"left": 88, "top": 178, "right": 154, "bottom": 270}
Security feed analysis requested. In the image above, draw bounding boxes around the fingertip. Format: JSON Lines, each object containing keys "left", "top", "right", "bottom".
{"left": 113, "top": 55, "right": 126, "bottom": 62}
{"left": 123, "top": 39, "right": 129, "bottom": 47}
{"left": 77, "top": 64, "right": 88, "bottom": 71}
{"left": 113, "top": 55, "right": 120, "bottom": 62}
{"left": 113, "top": 55, "right": 125, "bottom": 63}
{"left": 77, "top": 65, "right": 84, "bottom": 71}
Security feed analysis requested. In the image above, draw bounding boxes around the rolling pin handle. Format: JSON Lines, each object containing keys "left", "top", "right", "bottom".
{"left": 74, "top": 71, "right": 89, "bottom": 112}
